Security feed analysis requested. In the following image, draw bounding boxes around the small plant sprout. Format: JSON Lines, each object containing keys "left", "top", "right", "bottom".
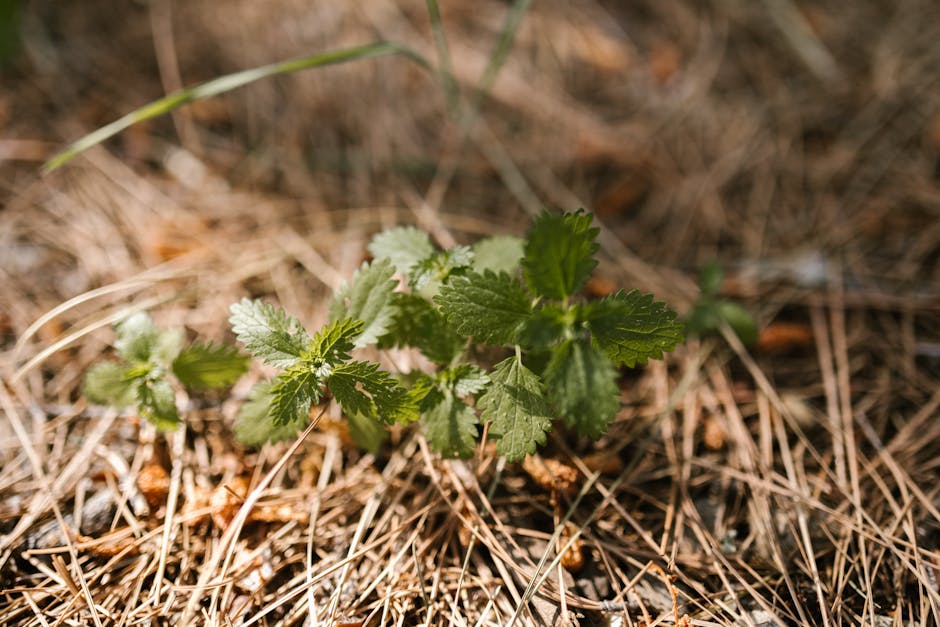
{"left": 685, "top": 261, "right": 758, "bottom": 346}
{"left": 84, "top": 312, "right": 249, "bottom": 430}
{"left": 231, "top": 209, "right": 685, "bottom": 460}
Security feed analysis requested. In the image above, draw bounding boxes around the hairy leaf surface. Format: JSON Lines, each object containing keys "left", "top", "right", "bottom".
{"left": 270, "top": 364, "right": 320, "bottom": 425}
{"left": 136, "top": 377, "right": 179, "bottom": 431}
{"left": 584, "top": 290, "right": 684, "bottom": 367}
{"left": 172, "top": 342, "right": 249, "bottom": 389}
{"left": 377, "top": 293, "right": 463, "bottom": 365}
{"left": 421, "top": 390, "right": 478, "bottom": 458}
{"left": 522, "top": 210, "right": 599, "bottom": 300}
{"left": 478, "top": 356, "right": 552, "bottom": 461}
{"left": 329, "top": 360, "right": 417, "bottom": 424}
{"left": 545, "top": 340, "right": 619, "bottom": 438}
{"left": 472, "top": 235, "right": 524, "bottom": 275}
{"left": 328, "top": 259, "right": 399, "bottom": 348}
{"left": 409, "top": 246, "right": 473, "bottom": 292}
{"left": 84, "top": 361, "right": 137, "bottom": 407}
{"left": 435, "top": 271, "right": 531, "bottom": 345}
{"left": 368, "top": 226, "right": 435, "bottom": 275}
{"left": 229, "top": 299, "right": 310, "bottom": 368}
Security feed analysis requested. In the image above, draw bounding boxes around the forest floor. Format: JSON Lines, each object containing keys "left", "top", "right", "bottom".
{"left": 2, "top": 1, "right": 940, "bottom": 625}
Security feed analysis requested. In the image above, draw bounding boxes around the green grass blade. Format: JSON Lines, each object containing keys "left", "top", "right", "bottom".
{"left": 45, "top": 41, "right": 428, "bottom": 172}
{"left": 425, "top": 0, "right": 459, "bottom": 111}
{"left": 475, "top": 0, "right": 532, "bottom": 102}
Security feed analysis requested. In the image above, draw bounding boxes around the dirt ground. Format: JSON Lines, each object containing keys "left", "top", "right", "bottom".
{"left": 2, "top": 1, "right": 940, "bottom": 625}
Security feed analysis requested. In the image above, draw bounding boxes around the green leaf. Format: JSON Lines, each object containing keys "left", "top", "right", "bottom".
{"left": 435, "top": 270, "right": 531, "bottom": 345}
{"left": 172, "top": 342, "right": 249, "bottom": 390}
{"left": 409, "top": 246, "right": 474, "bottom": 292}
{"left": 544, "top": 340, "right": 619, "bottom": 439}
{"left": 329, "top": 360, "right": 417, "bottom": 424}
{"left": 115, "top": 312, "right": 161, "bottom": 362}
{"left": 376, "top": 293, "right": 463, "bottom": 365}
{"left": 522, "top": 209, "right": 599, "bottom": 300}
{"left": 328, "top": 259, "right": 399, "bottom": 348}
{"left": 270, "top": 364, "right": 321, "bottom": 425}
{"left": 234, "top": 381, "right": 304, "bottom": 446}
{"left": 517, "top": 304, "right": 568, "bottom": 349}
{"left": 478, "top": 356, "right": 552, "bottom": 461}
{"left": 368, "top": 226, "right": 436, "bottom": 276}
{"left": 229, "top": 299, "right": 310, "bottom": 368}
{"left": 409, "top": 374, "right": 442, "bottom": 413}
{"left": 136, "top": 377, "right": 180, "bottom": 431}
{"left": 472, "top": 235, "right": 524, "bottom": 275}
{"left": 715, "top": 301, "right": 758, "bottom": 347}
{"left": 699, "top": 261, "right": 724, "bottom": 299}
{"left": 685, "top": 299, "right": 758, "bottom": 346}
{"left": 440, "top": 364, "right": 490, "bottom": 396}
{"left": 84, "top": 361, "right": 137, "bottom": 407}
{"left": 308, "top": 318, "right": 363, "bottom": 371}
{"left": 152, "top": 328, "right": 184, "bottom": 364}
{"left": 346, "top": 412, "right": 388, "bottom": 454}
{"left": 585, "top": 290, "right": 685, "bottom": 367}
{"left": 421, "top": 390, "right": 478, "bottom": 458}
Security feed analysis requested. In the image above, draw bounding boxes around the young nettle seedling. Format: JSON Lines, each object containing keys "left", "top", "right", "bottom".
{"left": 685, "top": 261, "right": 758, "bottom": 346}
{"left": 231, "top": 209, "right": 685, "bottom": 460}
{"left": 84, "top": 312, "right": 249, "bottom": 429}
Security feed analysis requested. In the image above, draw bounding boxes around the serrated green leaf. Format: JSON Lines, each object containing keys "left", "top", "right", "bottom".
{"left": 409, "top": 246, "right": 474, "bottom": 292}
{"left": 584, "top": 289, "right": 684, "bottom": 367}
{"left": 346, "top": 411, "right": 388, "bottom": 454}
{"left": 435, "top": 270, "right": 531, "bottom": 345}
{"left": 421, "top": 390, "right": 478, "bottom": 458}
{"left": 522, "top": 209, "right": 599, "bottom": 300}
{"left": 171, "top": 342, "right": 249, "bottom": 390}
{"left": 368, "top": 226, "right": 435, "bottom": 276}
{"left": 328, "top": 259, "right": 399, "bottom": 348}
{"left": 545, "top": 340, "right": 619, "bottom": 438}
{"left": 270, "top": 364, "right": 321, "bottom": 425}
{"left": 478, "top": 356, "right": 552, "bottom": 461}
{"left": 308, "top": 318, "right": 363, "bottom": 372}
{"left": 234, "top": 381, "right": 303, "bottom": 446}
{"left": 229, "top": 299, "right": 310, "bottom": 368}
{"left": 376, "top": 293, "right": 463, "bottom": 365}
{"left": 84, "top": 361, "right": 137, "bottom": 406}
{"left": 409, "top": 374, "right": 443, "bottom": 413}
{"left": 115, "top": 312, "right": 160, "bottom": 362}
{"left": 329, "top": 360, "right": 417, "bottom": 424}
{"left": 517, "top": 304, "right": 568, "bottom": 349}
{"left": 472, "top": 235, "right": 524, "bottom": 275}
{"left": 440, "top": 364, "right": 490, "bottom": 396}
{"left": 136, "top": 377, "right": 180, "bottom": 431}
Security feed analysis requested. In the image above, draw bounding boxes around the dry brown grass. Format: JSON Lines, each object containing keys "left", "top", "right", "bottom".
{"left": 2, "top": 1, "right": 940, "bottom": 625}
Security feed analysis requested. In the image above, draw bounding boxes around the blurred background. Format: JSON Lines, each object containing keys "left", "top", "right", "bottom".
{"left": 3, "top": 0, "right": 939, "bottom": 316}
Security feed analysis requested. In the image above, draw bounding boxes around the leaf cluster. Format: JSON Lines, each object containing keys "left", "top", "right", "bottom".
{"left": 685, "top": 261, "right": 758, "bottom": 346}
{"left": 228, "top": 260, "right": 416, "bottom": 446}
{"left": 367, "top": 209, "right": 684, "bottom": 459}
{"left": 228, "top": 209, "right": 684, "bottom": 461}
{"left": 84, "top": 312, "right": 248, "bottom": 430}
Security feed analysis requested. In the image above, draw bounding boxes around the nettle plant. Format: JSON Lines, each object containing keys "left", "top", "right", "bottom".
{"left": 84, "top": 312, "right": 249, "bottom": 429}
{"left": 84, "top": 210, "right": 683, "bottom": 459}
{"left": 228, "top": 209, "right": 685, "bottom": 460}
